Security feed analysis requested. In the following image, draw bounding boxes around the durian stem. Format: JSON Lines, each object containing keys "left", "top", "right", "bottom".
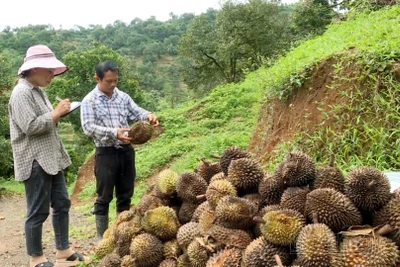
{"left": 210, "top": 154, "right": 221, "bottom": 159}
{"left": 376, "top": 224, "right": 395, "bottom": 236}
{"left": 274, "top": 255, "right": 284, "bottom": 267}
{"left": 329, "top": 154, "right": 335, "bottom": 167}
{"left": 253, "top": 216, "right": 266, "bottom": 224}
{"left": 196, "top": 194, "right": 206, "bottom": 201}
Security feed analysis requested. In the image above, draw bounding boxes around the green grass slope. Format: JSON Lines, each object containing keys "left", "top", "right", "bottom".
{"left": 134, "top": 6, "right": 400, "bottom": 179}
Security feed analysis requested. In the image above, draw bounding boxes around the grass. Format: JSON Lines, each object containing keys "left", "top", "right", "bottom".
{"left": 0, "top": 179, "right": 24, "bottom": 194}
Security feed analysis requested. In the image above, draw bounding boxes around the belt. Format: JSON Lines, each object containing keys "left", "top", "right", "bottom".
{"left": 95, "top": 144, "right": 133, "bottom": 155}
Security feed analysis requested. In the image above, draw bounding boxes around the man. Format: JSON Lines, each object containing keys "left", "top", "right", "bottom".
{"left": 80, "top": 60, "right": 159, "bottom": 240}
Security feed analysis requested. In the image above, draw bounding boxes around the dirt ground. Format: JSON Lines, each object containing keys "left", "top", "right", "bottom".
{"left": 0, "top": 193, "right": 97, "bottom": 267}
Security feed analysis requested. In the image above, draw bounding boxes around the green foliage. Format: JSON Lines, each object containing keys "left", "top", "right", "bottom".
{"left": 290, "top": 0, "right": 336, "bottom": 37}
{"left": 346, "top": 0, "right": 400, "bottom": 14}
{"left": 133, "top": 70, "right": 264, "bottom": 179}
{"left": 178, "top": 0, "right": 294, "bottom": 95}
{"left": 260, "top": 6, "right": 400, "bottom": 172}
{"left": 261, "top": 6, "right": 400, "bottom": 101}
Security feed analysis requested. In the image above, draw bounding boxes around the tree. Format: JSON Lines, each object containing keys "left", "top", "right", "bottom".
{"left": 178, "top": 1, "right": 293, "bottom": 95}
{"left": 290, "top": 0, "right": 335, "bottom": 37}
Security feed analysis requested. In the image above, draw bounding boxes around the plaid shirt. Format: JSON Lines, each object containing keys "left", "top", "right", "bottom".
{"left": 8, "top": 79, "right": 71, "bottom": 181}
{"left": 80, "top": 86, "right": 149, "bottom": 147}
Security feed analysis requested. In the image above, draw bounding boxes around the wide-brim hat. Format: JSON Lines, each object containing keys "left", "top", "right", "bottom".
{"left": 18, "top": 44, "right": 67, "bottom": 76}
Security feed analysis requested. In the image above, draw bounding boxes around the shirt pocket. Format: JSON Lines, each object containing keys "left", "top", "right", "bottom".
{"left": 119, "top": 110, "right": 128, "bottom": 126}
{"left": 95, "top": 108, "right": 110, "bottom": 125}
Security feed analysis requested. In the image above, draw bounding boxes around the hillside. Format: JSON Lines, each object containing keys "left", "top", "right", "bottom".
{"left": 73, "top": 6, "right": 400, "bottom": 201}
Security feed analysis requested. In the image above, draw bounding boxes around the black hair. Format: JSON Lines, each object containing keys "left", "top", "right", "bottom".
{"left": 15, "top": 70, "right": 32, "bottom": 84}
{"left": 95, "top": 60, "right": 119, "bottom": 79}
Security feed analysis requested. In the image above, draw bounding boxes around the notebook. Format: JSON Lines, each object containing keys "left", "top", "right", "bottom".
{"left": 61, "top": 101, "right": 82, "bottom": 117}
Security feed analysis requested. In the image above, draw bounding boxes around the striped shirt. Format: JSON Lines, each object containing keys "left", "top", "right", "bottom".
{"left": 80, "top": 86, "right": 150, "bottom": 147}
{"left": 8, "top": 79, "right": 71, "bottom": 181}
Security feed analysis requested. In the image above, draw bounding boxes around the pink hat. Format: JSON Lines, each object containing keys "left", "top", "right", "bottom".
{"left": 18, "top": 44, "right": 67, "bottom": 76}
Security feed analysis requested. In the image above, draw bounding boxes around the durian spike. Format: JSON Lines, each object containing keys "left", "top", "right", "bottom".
{"left": 329, "top": 154, "right": 335, "bottom": 167}
{"left": 368, "top": 180, "right": 377, "bottom": 187}
{"left": 274, "top": 254, "right": 284, "bottom": 267}
{"left": 376, "top": 224, "right": 395, "bottom": 236}
{"left": 312, "top": 212, "right": 319, "bottom": 224}
{"left": 253, "top": 216, "right": 266, "bottom": 224}
{"left": 210, "top": 154, "right": 221, "bottom": 159}
{"left": 196, "top": 194, "right": 206, "bottom": 201}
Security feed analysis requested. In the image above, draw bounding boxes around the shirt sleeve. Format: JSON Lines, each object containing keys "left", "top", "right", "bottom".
{"left": 127, "top": 95, "right": 150, "bottom": 121}
{"left": 10, "top": 90, "right": 55, "bottom": 136}
{"left": 80, "top": 97, "right": 118, "bottom": 143}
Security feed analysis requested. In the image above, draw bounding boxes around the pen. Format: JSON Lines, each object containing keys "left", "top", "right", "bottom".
{"left": 56, "top": 96, "right": 62, "bottom": 101}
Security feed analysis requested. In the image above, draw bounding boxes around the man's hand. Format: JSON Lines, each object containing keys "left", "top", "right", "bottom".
{"left": 148, "top": 113, "right": 159, "bottom": 126}
{"left": 117, "top": 128, "right": 132, "bottom": 143}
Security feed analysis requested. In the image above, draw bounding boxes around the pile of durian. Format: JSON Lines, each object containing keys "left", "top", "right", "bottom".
{"left": 95, "top": 147, "right": 400, "bottom": 267}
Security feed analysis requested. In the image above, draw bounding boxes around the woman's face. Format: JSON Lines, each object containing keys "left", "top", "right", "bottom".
{"left": 30, "top": 68, "right": 55, "bottom": 87}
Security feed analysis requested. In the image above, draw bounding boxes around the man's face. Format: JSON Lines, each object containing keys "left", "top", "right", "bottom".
{"left": 96, "top": 70, "right": 118, "bottom": 96}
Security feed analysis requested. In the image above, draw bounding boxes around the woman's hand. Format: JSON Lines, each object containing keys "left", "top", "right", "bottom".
{"left": 51, "top": 99, "right": 70, "bottom": 122}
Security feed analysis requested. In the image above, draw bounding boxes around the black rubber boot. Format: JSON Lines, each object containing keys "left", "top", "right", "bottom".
{"left": 95, "top": 215, "right": 109, "bottom": 241}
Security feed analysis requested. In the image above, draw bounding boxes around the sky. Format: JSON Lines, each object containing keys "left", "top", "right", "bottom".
{"left": 1, "top": 0, "right": 297, "bottom": 30}
{"left": 0, "top": 0, "right": 224, "bottom": 30}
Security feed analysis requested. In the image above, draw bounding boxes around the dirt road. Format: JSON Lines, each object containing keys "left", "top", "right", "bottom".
{"left": 0, "top": 195, "right": 97, "bottom": 267}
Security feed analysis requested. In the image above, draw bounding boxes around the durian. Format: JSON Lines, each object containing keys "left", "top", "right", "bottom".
{"left": 275, "top": 151, "right": 316, "bottom": 187}
{"left": 340, "top": 235, "right": 399, "bottom": 266}
{"left": 142, "top": 206, "right": 180, "bottom": 241}
{"left": 312, "top": 155, "right": 345, "bottom": 193}
{"left": 177, "top": 253, "right": 191, "bottom": 267}
{"left": 213, "top": 195, "right": 258, "bottom": 230}
{"left": 195, "top": 158, "right": 222, "bottom": 183}
{"left": 242, "top": 236, "right": 292, "bottom": 267}
{"left": 259, "top": 173, "right": 286, "bottom": 206}
{"left": 257, "top": 208, "right": 306, "bottom": 246}
{"left": 205, "top": 248, "right": 242, "bottom": 267}
{"left": 202, "top": 179, "right": 237, "bottom": 209}
{"left": 207, "top": 224, "right": 252, "bottom": 249}
{"left": 345, "top": 166, "right": 391, "bottom": 212}
{"left": 227, "top": 158, "right": 264, "bottom": 193}
{"left": 187, "top": 237, "right": 218, "bottom": 267}
{"left": 219, "top": 146, "right": 251, "bottom": 176}
{"left": 159, "top": 258, "right": 178, "bottom": 267}
{"left": 130, "top": 233, "right": 164, "bottom": 267}
{"left": 305, "top": 188, "right": 362, "bottom": 232}
{"left": 95, "top": 236, "right": 115, "bottom": 259}
{"left": 176, "top": 172, "right": 208, "bottom": 203}
{"left": 178, "top": 201, "right": 198, "bottom": 224}
{"left": 135, "top": 193, "right": 166, "bottom": 217}
{"left": 97, "top": 252, "right": 121, "bottom": 267}
{"left": 280, "top": 187, "right": 309, "bottom": 215}
{"left": 163, "top": 239, "right": 182, "bottom": 259}
{"left": 156, "top": 169, "right": 179, "bottom": 197}
{"left": 296, "top": 223, "right": 340, "bottom": 266}
{"left": 121, "top": 255, "right": 135, "bottom": 267}
{"left": 191, "top": 201, "right": 211, "bottom": 222}
{"left": 209, "top": 172, "right": 226, "bottom": 183}
{"left": 128, "top": 120, "right": 153, "bottom": 144}
{"left": 177, "top": 222, "right": 202, "bottom": 249}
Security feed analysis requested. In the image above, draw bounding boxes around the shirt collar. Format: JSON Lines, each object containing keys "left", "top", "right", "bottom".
{"left": 18, "top": 78, "right": 36, "bottom": 89}
{"left": 95, "top": 86, "right": 119, "bottom": 100}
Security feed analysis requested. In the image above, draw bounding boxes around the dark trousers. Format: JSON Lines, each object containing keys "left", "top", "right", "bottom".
{"left": 92, "top": 144, "right": 135, "bottom": 216}
{"left": 24, "top": 160, "right": 71, "bottom": 256}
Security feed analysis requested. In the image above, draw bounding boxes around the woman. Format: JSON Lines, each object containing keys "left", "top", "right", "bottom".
{"left": 8, "top": 45, "right": 89, "bottom": 267}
